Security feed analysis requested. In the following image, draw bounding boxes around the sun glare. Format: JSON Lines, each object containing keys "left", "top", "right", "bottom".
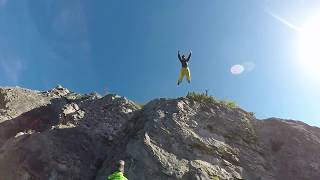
{"left": 297, "top": 13, "right": 320, "bottom": 76}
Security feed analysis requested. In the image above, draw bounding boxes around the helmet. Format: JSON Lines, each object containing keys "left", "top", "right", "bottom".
{"left": 117, "top": 160, "right": 125, "bottom": 172}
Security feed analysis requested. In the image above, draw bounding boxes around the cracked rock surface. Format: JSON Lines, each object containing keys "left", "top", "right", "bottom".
{"left": 0, "top": 86, "right": 319, "bottom": 180}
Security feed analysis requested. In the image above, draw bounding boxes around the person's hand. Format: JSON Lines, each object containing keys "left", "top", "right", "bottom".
{"left": 189, "top": 50, "right": 192, "bottom": 53}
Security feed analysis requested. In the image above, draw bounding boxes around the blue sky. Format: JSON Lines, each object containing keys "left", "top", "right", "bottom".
{"left": 0, "top": 0, "right": 320, "bottom": 127}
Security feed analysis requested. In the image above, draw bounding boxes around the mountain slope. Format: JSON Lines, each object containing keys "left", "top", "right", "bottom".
{"left": 0, "top": 86, "right": 319, "bottom": 180}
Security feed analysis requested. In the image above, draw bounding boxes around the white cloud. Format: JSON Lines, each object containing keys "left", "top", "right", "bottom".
{"left": 0, "top": 57, "right": 23, "bottom": 84}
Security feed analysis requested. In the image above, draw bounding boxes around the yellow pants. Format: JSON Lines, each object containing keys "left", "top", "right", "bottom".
{"left": 178, "top": 67, "right": 191, "bottom": 84}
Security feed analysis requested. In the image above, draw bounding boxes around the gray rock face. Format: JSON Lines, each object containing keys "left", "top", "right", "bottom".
{"left": 0, "top": 87, "right": 319, "bottom": 180}
{"left": 96, "top": 98, "right": 253, "bottom": 180}
{"left": 0, "top": 87, "right": 52, "bottom": 123}
{"left": 253, "top": 119, "right": 320, "bottom": 180}
{"left": 0, "top": 87, "right": 139, "bottom": 180}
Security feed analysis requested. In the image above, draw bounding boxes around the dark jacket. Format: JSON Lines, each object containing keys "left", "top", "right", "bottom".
{"left": 178, "top": 52, "right": 191, "bottom": 68}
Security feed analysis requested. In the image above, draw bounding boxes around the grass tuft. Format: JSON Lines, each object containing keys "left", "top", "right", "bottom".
{"left": 186, "top": 92, "right": 238, "bottom": 109}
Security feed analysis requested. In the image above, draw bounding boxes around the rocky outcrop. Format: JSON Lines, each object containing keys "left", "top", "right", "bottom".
{"left": 0, "top": 86, "right": 319, "bottom": 180}
{"left": 0, "top": 86, "right": 139, "bottom": 180}
{"left": 253, "top": 119, "right": 320, "bottom": 180}
{"left": 0, "top": 87, "right": 51, "bottom": 123}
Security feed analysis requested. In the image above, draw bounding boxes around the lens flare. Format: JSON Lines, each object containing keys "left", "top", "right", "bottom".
{"left": 297, "top": 13, "right": 320, "bottom": 76}
{"left": 230, "top": 64, "right": 245, "bottom": 75}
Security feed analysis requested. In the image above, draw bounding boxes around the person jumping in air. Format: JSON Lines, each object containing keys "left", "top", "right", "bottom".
{"left": 177, "top": 50, "right": 192, "bottom": 85}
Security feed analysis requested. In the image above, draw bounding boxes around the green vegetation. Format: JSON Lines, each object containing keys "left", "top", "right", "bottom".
{"left": 187, "top": 92, "right": 217, "bottom": 104}
{"left": 133, "top": 101, "right": 144, "bottom": 108}
{"left": 186, "top": 92, "right": 238, "bottom": 109}
{"left": 219, "top": 100, "right": 237, "bottom": 109}
{"left": 136, "top": 103, "right": 144, "bottom": 108}
{"left": 211, "top": 176, "right": 220, "bottom": 180}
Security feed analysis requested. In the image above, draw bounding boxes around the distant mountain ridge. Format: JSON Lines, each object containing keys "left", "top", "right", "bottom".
{"left": 0, "top": 86, "right": 319, "bottom": 180}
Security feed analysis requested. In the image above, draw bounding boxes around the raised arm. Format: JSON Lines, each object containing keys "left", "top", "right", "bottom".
{"left": 187, "top": 50, "right": 192, "bottom": 61}
{"left": 178, "top": 51, "right": 182, "bottom": 61}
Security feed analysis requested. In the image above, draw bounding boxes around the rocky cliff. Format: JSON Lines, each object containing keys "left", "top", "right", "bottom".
{"left": 0, "top": 86, "right": 319, "bottom": 180}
